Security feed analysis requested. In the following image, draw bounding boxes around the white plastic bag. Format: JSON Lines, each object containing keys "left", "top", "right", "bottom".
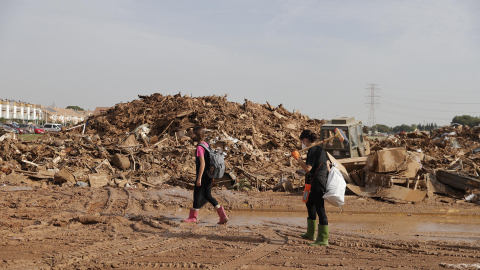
{"left": 323, "top": 162, "right": 346, "bottom": 207}
{"left": 133, "top": 124, "right": 150, "bottom": 140}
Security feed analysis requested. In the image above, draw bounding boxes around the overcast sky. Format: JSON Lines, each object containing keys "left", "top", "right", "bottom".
{"left": 1, "top": 0, "right": 479, "bottom": 127}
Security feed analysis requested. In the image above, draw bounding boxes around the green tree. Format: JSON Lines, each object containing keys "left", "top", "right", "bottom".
{"left": 66, "top": 106, "right": 84, "bottom": 111}
{"left": 392, "top": 124, "right": 414, "bottom": 133}
{"left": 376, "top": 124, "right": 392, "bottom": 133}
{"left": 452, "top": 115, "right": 480, "bottom": 127}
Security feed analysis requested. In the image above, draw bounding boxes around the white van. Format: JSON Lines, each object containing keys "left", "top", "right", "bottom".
{"left": 43, "top": 123, "right": 62, "bottom": 132}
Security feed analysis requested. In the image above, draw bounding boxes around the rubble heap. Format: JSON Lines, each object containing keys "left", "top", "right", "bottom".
{"left": 371, "top": 125, "right": 480, "bottom": 176}
{"left": 3, "top": 93, "right": 479, "bottom": 204}
{"left": 345, "top": 125, "right": 480, "bottom": 203}
{"left": 0, "top": 93, "right": 324, "bottom": 191}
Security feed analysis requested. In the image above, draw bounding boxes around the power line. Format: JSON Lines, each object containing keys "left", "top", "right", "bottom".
{"left": 381, "top": 100, "right": 480, "bottom": 114}
{"left": 323, "top": 102, "right": 366, "bottom": 117}
{"left": 377, "top": 108, "right": 452, "bottom": 121}
{"left": 381, "top": 86, "right": 473, "bottom": 93}
{"left": 331, "top": 105, "right": 370, "bottom": 117}
{"left": 383, "top": 94, "right": 480, "bottom": 105}
{"left": 306, "top": 94, "right": 364, "bottom": 115}
{"left": 325, "top": 107, "right": 370, "bottom": 120}
{"left": 322, "top": 101, "right": 369, "bottom": 118}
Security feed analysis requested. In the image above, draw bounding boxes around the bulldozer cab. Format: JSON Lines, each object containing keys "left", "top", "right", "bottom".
{"left": 320, "top": 117, "right": 365, "bottom": 159}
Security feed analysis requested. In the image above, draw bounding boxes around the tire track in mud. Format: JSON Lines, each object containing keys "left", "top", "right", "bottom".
{"left": 340, "top": 236, "right": 480, "bottom": 262}
{"left": 101, "top": 237, "right": 198, "bottom": 269}
{"left": 328, "top": 231, "right": 480, "bottom": 258}
{"left": 124, "top": 238, "right": 200, "bottom": 262}
{"left": 264, "top": 219, "right": 480, "bottom": 255}
{"left": 50, "top": 235, "right": 172, "bottom": 268}
{"left": 212, "top": 228, "right": 286, "bottom": 270}
{"left": 276, "top": 223, "right": 480, "bottom": 268}
{"left": 102, "top": 187, "right": 116, "bottom": 213}
{"left": 95, "top": 187, "right": 129, "bottom": 216}
{"left": 48, "top": 219, "right": 204, "bottom": 269}
{"left": 123, "top": 189, "right": 132, "bottom": 214}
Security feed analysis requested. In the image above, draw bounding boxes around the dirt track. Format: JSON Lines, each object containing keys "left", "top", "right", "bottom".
{"left": 1, "top": 185, "right": 480, "bottom": 269}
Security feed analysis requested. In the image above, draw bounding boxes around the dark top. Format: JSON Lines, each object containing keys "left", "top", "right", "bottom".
{"left": 305, "top": 146, "right": 329, "bottom": 193}
{"left": 195, "top": 143, "right": 211, "bottom": 181}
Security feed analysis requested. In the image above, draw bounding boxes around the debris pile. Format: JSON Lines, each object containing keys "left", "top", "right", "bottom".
{"left": 2, "top": 93, "right": 479, "bottom": 205}
{"left": 0, "top": 93, "right": 324, "bottom": 191}
{"left": 372, "top": 126, "right": 480, "bottom": 176}
{"left": 345, "top": 126, "right": 480, "bottom": 203}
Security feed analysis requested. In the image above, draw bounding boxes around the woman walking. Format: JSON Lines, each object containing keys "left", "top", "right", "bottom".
{"left": 183, "top": 126, "right": 228, "bottom": 224}
{"left": 291, "top": 130, "right": 329, "bottom": 246}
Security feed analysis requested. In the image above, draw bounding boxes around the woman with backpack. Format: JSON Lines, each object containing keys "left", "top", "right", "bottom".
{"left": 291, "top": 130, "right": 330, "bottom": 246}
{"left": 183, "top": 126, "right": 229, "bottom": 224}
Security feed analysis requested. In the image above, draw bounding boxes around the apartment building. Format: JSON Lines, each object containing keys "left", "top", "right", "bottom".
{"left": 0, "top": 99, "right": 94, "bottom": 125}
{"left": 42, "top": 107, "right": 94, "bottom": 125}
{"left": 0, "top": 99, "right": 43, "bottom": 121}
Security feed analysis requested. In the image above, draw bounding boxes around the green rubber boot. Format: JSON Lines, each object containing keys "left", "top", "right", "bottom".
{"left": 301, "top": 219, "right": 316, "bottom": 241}
{"left": 309, "top": 225, "right": 329, "bottom": 246}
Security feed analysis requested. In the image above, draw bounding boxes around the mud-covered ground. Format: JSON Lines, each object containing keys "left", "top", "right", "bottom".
{"left": 1, "top": 185, "right": 480, "bottom": 269}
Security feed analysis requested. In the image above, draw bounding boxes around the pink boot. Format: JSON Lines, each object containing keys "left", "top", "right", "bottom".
{"left": 183, "top": 209, "right": 198, "bottom": 223}
{"left": 216, "top": 206, "right": 228, "bottom": 224}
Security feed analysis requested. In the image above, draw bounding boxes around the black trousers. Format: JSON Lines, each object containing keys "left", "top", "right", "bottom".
{"left": 193, "top": 177, "right": 218, "bottom": 209}
{"left": 306, "top": 187, "right": 328, "bottom": 225}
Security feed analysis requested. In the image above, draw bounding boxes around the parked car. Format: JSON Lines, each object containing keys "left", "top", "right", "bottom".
{"left": 30, "top": 125, "right": 45, "bottom": 134}
{"left": 4, "top": 123, "right": 27, "bottom": 134}
{"left": 1, "top": 124, "right": 18, "bottom": 134}
{"left": 43, "top": 123, "right": 62, "bottom": 132}
{"left": 19, "top": 124, "right": 35, "bottom": 134}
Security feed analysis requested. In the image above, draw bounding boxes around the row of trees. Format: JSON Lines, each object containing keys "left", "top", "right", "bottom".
{"left": 375, "top": 115, "right": 480, "bottom": 133}
{"left": 369, "top": 115, "right": 480, "bottom": 133}
{"left": 451, "top": 115, "right": 480, "bottom": 127}
{"left": 66, "top": 106, "right": 84, "bottom": 111}
{"left": 372, "top": 123, "right": 438, "bottom": 133}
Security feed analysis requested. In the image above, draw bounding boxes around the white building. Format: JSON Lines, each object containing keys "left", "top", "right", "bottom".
{"left": 0, "top": 100, "right": 43, "bottom": 122}
{"left": 0, "top": 98, "right": 96, "bottom": 125}
{"left": 42, "top": 107, "right": 93, "bottom": 125}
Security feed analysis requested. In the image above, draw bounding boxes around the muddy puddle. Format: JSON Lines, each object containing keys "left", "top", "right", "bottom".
{"left": 164, "top": 210, "right": 480, "bottom": 243}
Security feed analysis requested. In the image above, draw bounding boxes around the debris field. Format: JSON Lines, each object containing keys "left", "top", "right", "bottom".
{"left": 1, "top": 93, "right": 480, "bottom": 269}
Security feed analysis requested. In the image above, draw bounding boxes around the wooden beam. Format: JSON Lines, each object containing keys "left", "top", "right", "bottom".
{"left": 337, "top": 156, "right": 368, "bottom": 164}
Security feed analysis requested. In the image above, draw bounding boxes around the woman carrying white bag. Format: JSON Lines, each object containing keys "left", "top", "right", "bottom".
{"left": 292, "top": 130, "right": 331, "bottom": 246}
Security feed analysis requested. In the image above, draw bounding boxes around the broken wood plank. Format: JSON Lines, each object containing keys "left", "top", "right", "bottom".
{"left": 15, "top": 170, "right": 55, "bottom": 179}
{"left": 176, "top": 109, "right": 195, "bottom": 118}
{"left": 273, "top": 111, "right": 286, "bottom": 119}
{"left": 436, "top": 170, "right": 480, "bottom": 191}
{"left": 337, "top": 156, "right": 368, "bottom": 164}
{"left": 235, "top": 166, "right": 273, "bottom": 188}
